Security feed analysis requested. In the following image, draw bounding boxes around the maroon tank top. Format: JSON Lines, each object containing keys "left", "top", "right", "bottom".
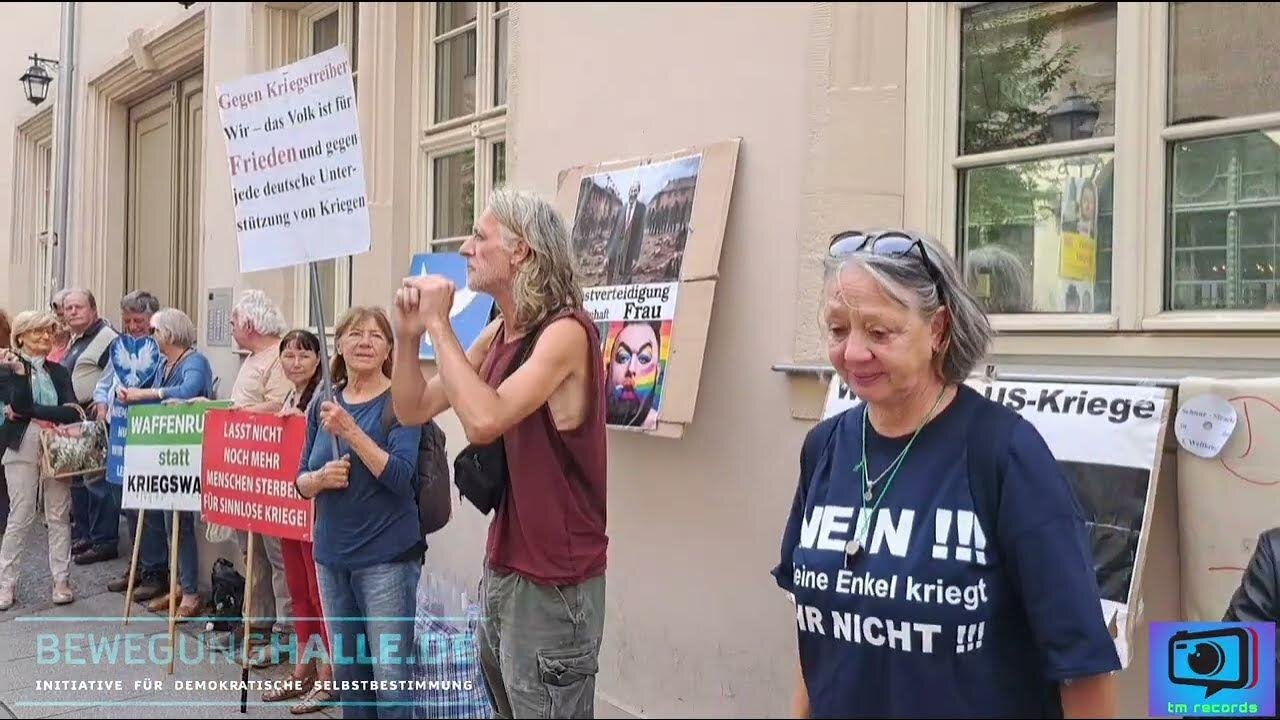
{"left": 480, "top": 307, "right": 608, "bottom": 586}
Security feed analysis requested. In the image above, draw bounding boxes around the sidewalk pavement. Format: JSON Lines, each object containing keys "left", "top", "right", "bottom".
{"left": 0, "top": 590, "right": 340, "bottom": 719}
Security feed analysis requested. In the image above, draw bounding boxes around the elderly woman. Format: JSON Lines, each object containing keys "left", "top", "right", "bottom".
{"left": 0, "top": 311, "right": 82, "bottom": 609}
{"left": 118, "top": 308, "right": 213, "bottom": 619}
{"left": 773, "top": 229, "right": 1119, "bottom": 718}
{"left": 295, "top": 307, "right": 422, "bottom": 719}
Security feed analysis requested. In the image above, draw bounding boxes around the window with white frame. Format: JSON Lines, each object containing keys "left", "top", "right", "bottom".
{"left": 956, "top": 2, "right": 1117, "bottom": 316}
{"left": 950, "top": 1, "right": 1280, "bottom": 328}
{"left": 297, "top": 2, "right": 358, "bottom": 329}
{"left": 422, "top": 2, "right": 510, "bottom": 253}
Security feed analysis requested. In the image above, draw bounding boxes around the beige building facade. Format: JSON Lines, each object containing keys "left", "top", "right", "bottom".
{"left": 2, "top": 2, "right": 1277, "bottom": 717}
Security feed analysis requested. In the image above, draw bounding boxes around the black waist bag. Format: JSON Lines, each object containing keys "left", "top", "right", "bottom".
{"left": 454, "top": 318, "right": 546, "bottom": 515}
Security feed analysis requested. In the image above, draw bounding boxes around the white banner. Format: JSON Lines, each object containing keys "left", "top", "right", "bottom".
{"left": 822, "top": 375, "right": 860, "bottom": 420}
{"left": 215, "top": 45, "right": 371, "bottom": 273}
{"left": 967, "top": 378, "right": 1172, "bottom": 668}
{"left": 122, "top": 446, "right": 204, "bottom": 513}
{"left": 969, "top": 380, "right": 1168, "bottom": 469}
{"left": 584, "top": 282, "right": 678, "bottom": 323}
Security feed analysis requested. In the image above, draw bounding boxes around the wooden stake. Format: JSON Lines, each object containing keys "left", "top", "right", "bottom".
{"left": 240, "top": 531, "right": 256, "bottom": 714}
{"left": 167, "top": 510, "right": 179, "bottom": 675}
{"left": 123, "top": 509, "right": 145, "bottom": 625}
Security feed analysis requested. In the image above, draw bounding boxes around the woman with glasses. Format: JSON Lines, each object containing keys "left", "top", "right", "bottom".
{"left": 773, "top": 230, "right": 1118, "bottom": 718}
{"left": 0, "top": 311, "right": 83, "bottom": 609}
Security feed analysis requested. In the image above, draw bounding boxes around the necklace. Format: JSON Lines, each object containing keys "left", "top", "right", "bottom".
{"left": 844, "top": 385, "right": 949, "bottom": 568}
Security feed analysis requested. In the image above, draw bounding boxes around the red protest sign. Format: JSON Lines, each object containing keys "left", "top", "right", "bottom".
{"left": 201, "top": 409, "right": 312, "bottom": 541}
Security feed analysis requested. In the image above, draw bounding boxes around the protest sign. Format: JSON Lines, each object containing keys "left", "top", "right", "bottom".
{"left": 822, "top": 375, "right": 860, "bottom": 419}
{"left": 201, "top": 410, "right": 312, "bottom": 542}
{"left": 409, "top": 253, "right": 495, "bottom": 360}
{"left": 571, "top": 155, "right": 701, "bottom": 431}
{"left": 215, "top": 45, "right": 370, "bottom": 273}
{"left": 967, "top": 378, "right": 1172, "bottom": 667}
{"left": 122, "top": 402, "right": 230, "bottom": 512}
{"left": 1175, "top": 378, "right": 1280, "bottom": 624}
{"left": 106, "top": 336, "right": 163, "bottom": 485}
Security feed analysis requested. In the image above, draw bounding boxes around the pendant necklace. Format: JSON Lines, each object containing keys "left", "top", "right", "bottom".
{"left": 845, "top": 386, "right": 948, "bottom": 568}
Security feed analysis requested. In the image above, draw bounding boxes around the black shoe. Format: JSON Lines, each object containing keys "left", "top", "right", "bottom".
{"left": 72, "top": 540, "right": 91, "bottom": 555}
{"left": 73, "top": 546, "right": 119, "bottom": 565}
{"left": 133, "top": 582, "right": 167, "bottom": 602}
{"left": 107, "top": 573, "right": 140, "bottom": 593}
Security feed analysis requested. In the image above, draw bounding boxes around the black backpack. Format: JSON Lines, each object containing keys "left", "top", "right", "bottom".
{"left": 381, "top": 403, "right": 452, "bottom": 538}
{"left": 208, "top": 557, "right": 245, "bottom": 632}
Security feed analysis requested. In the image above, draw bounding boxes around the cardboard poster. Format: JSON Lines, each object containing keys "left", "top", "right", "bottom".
{"left": 1175, "top": 378, "right": 1280, "bottom": 624}
{"left": 409, "top": 253, "right": 496, "bottom": 360}
{"left": 122, "top": 401, "right": 231, "bottom": 512}
{"left": 215, "top": 45, "right": 371, "bottom": 273}
{"left": 557, "top": 140, "right": 741, "bottom": 437}
{"left": 201, "top": 410, "right": 312, "bottom": 542}
{"left": 968, "top": 378, "right": 1171, "bottom": 668}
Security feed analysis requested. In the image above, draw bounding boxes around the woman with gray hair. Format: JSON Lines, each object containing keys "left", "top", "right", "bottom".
{"left": 117, "top": 308, "right": 213, "bottom": 619}
{"left": 772, "top": 230, "right": 1119, "bottom": 718}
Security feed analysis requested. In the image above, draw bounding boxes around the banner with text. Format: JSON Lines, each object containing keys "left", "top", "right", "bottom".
{"left": 965, "top": 378, "right": 1172, "bottom": 668}
{"left": 122, "top": 402, "right": 231, "bottom": 512}
{"left": 216, "top": 45, "right": 371, "bottom": 273}
{"left": 201, "top": 410, "right": 311, "bottom": 542}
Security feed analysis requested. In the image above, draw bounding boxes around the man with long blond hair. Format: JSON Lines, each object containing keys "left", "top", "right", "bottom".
{"left": 391, "top": 188, "right": 608, "bottom": 719}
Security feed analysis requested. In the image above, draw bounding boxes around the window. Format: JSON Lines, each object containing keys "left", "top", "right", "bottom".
{"left": 422, "top": 2, "right": 510, "bottom": 252}
{"left": 957, "top": 2, "right": 1117, "bottom": 316}
{"left": 297, "top": 2, "right": 359, "bottom": 330}
{"left": 1165, "top": 1, "right": 1280, "bottom": 312}
{"left": 943, "top": 2, "right": 1280, "bottom": 333}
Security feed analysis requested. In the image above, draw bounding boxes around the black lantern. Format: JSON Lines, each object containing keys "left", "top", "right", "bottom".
{"left": 1047, "top": 93, "right": 1101, "bottom": 143}
{"left": 19, "top": 55, "right": 58, "bottom": 106}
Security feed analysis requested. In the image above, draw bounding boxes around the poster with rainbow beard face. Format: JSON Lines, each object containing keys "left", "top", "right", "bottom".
{"left": 598, "top": 320, "right": 672, "bottom": 430}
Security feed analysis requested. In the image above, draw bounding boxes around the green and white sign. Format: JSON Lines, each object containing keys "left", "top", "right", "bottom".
{"left": 122, "top": 401, "right": 231, "bottom": 512}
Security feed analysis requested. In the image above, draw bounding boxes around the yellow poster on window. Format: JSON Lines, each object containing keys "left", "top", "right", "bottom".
{"left": 1059, "top": 231, "right": 1097, "bottom": 282}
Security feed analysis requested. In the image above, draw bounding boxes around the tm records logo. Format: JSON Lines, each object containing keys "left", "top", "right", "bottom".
{"left": 1149, "top": 622, "right": 1275, "bottom": 717}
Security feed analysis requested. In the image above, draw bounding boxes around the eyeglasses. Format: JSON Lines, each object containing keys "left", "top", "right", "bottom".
{"left": 828, "top": 229, "right": 947, "bottom": 305}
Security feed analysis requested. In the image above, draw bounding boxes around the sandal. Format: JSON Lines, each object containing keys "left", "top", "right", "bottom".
{"left": 290, "top": 686, "right": 337, "bottom": 715}
{"left": 263, "top": 675, "right": 313, "bottom": 703}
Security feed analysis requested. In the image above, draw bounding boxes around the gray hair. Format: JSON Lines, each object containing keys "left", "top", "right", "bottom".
{"left": 488, "top": 188, "right": 583, "bottom": 332}
{"left": 232, "top": 289, "right": 288, "bottom": 337}
{"left": 50, "top": 288, "right": 70, "bottom": 308}
{"left": 824, "top": 230, "right": 993, "bottom": 384}
{"left": 150, "top": 308, "right": 197, "bottom": 349}
{"left": 63, "top": 288, "right": 97, "bottom": 311}
{"left": 965, "top": 245, "right": 1031, "bottom": 314}
{"left": 120, "top": 290, "right": 161, "bottom": 316}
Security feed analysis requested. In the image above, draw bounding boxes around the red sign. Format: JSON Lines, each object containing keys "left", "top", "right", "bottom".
{"left": 201, "top": 409, "right": 311, "bottom": 541}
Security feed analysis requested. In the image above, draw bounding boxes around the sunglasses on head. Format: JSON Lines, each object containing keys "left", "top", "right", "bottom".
{"left": 827, "top": 229, "right": 947, "bottom": 304}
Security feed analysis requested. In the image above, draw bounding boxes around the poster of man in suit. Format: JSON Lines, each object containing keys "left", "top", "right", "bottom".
{"left": 571, "top": 154, "right": 701, "bottom": 287}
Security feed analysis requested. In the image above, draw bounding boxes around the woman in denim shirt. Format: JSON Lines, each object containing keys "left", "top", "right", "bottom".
{"left": 118, "top": 308, "right": 214, "bottom": 619}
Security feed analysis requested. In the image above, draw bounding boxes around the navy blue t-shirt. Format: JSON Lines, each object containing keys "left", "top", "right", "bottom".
{"left": 773, "top": 385, "right": 1120, "bottom": 718}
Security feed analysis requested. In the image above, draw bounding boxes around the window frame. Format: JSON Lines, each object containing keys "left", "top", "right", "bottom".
{"left": 293, "top": 1, "right": 358, "bottom": 331}
{"left": 416, "top": 2, "right": 510, "bottom": 254}
{"left": 930, "top": 1, "right": 1280, "bottom": 337}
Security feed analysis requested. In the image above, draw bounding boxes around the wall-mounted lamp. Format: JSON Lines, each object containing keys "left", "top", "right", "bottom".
{"left": 19, "top": 54, "right": 59, "bottom": 106}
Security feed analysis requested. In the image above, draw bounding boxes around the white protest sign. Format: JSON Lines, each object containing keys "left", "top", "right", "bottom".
{"left": 1174, "top": 394, "right": 1237, "bottom": 459}
{"left": 123, "top": 402, "right": 229, "bottom": 512}
{"left": 215, "top": 45, "right": 370, "bottom": 273}
{"left": 966, "top": 378, "right": 1173, "bottom": 668}
{"left": 822, "top": 375, "right": 861, "bottom": 420}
